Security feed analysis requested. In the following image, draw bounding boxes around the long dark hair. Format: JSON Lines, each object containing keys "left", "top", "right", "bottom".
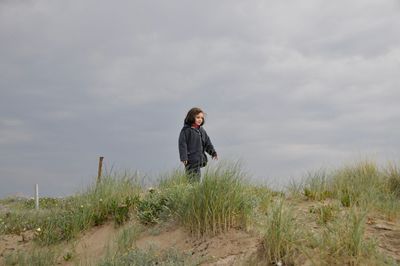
{"left": 184, "top": 107, "right": 205, "bottom": 126}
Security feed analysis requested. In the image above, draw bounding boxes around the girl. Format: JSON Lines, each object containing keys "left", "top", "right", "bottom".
{"left": 178, "top": 107, "right": 218, "bottom": 182}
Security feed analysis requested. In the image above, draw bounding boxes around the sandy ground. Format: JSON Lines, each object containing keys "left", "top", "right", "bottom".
{"left": 0, "top": 231, "right": 35, "bottom": 264}
{"left": 135, "top": 223, "right": 262, "bottom": 265}
{"left": 62, "top": 222, "right": 118, "bottom": 266}
{"left": 1, "top": 199, "right": 400, "bottom": 265}
{"left": 365, "top": 216, "right": 400, "bottom": 262}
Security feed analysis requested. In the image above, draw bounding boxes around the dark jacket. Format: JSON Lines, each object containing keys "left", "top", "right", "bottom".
{"left": 178, "top": 122, "right": 217, "bottom": 167}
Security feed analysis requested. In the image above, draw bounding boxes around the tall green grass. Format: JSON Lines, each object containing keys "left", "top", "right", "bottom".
{"left": 331, "top": 160, "right": 382, "bottom": 208}
{"left": 135, "top": 163, "right": 276, "bottom": 239}
{"left": 384, "top": 162, "right": 400, "bottom": 198}
{"left": 302, "top": 169, "right": 333, "bottom": 201}
{"left": 4, "top": 247, "right": 59, "bottom": 266}
{"left": 246, "top": 184, "right": 275, "bottom": 215}
{"left": 150, "top": 169, "right": 191, "bottom": 224}
{"left": 158, "top": 168, "right": 190, "bottom": 189}
{"left": 313, "top": 207, "right": 385, "bottom": 265}
{"left": 36, "top": 174, "right": 141, "bottom": 245}
{"left": 0, "top": 209, "right": 49, "bottom": 235}
{"left": 2, "top": 159, "right": 399, "bottom": 264}
{"left": 262, "top": 197, "right": 300, "bottom": 265}
{"left": 289, "top": 160, "right": 400, "bottom": 219}
{"left": 133, "top": 169, "right": 191, "bottom": 225}
{"left": 171, "top": 162, "right": 253, "bottom": 237}
{"left": 0, "top": 172, "right": 142, "bottom": 245}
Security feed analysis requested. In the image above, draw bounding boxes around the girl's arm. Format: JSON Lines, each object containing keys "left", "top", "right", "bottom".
{"left": 204, "top": 131, "right": 217, "bottom": 158}
{"left": 178, "top": 130, "right": 188, "bottom": 162}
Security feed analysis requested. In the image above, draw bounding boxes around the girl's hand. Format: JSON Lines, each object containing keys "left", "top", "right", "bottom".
{"left": 182, "top": 160, "right": 188, "bottom": 165}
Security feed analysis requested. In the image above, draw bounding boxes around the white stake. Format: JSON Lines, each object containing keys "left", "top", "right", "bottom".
{"left": 35, "top": 184, "right": 39, "bottom": 210}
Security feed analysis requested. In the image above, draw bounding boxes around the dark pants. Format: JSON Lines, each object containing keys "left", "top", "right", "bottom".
{"left": 185, "top": 163, "right": 201, "bottom": 182}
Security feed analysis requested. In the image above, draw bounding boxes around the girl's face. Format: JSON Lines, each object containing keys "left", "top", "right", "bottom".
{"left": 194, "top": 112, "right": 204, "bottom": 126}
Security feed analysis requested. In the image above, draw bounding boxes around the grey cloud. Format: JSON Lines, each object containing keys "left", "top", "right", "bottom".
{"left": 1, "top": 0, "right": 400, "bottom": 196}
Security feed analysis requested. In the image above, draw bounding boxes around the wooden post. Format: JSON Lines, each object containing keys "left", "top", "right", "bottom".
{"left": 97, "top": 156, "right": 104, "bottom": 183}
{"left": 35, "top": 184, "right": 39, "bottom": 210}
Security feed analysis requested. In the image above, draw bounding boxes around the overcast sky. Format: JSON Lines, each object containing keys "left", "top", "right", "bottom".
{"left": 1, "top": 0, "right": 400, "bottom": 198}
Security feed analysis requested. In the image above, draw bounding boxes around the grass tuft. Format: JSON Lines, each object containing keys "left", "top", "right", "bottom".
{"left": 385, "top": 162, "right": 400, "bottom": 198}
{"left": 303, "top": 169, "right": 333, "bottom": 201}
{"left": 314, "top": 207, "right": 380, "bottom": 264}
{"left": 288, "top": 160, "right": 400, "bottom": 219}
{"left": 262, "top": 197, "right": 300, "bottom": 265}
{"left": 309, "top": 203, "right": 339, "bottom": 225}
{"left": 4, "top": 247, "right": 58, "bottom": 266}
{"left": 174, "top": 161, "right": 253, "bottom": 237}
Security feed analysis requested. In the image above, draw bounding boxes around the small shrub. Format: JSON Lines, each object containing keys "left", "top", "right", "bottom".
{"left": 63, "top": 251, "right": 73, "bottom": 261}
{"left": 114, "top": 204, "right": 130, "bottom": 226}
{"left": 339, "top": 188, "right": 352, "bottom": 207}
{"left": 137, "top": 190, "right": 169, "bottom": 225}
{"left": 35, "top": 209, "right": 81, "bottom": 244}
{"left": 23, "top": 197, "right": 62, "bottom": 209}
{"left": 0, "top": 210, "right": 46, "bottom": 235}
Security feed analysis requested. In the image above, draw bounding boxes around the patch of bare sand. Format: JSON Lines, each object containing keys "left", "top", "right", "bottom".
{"left": 365, "top": 214, "right": 400, "bottom": 263}
{"left": 0, "top": 222, "right": 120, "bottom": 265}
{"left": 0, "top": 231, "right": 35, "bottom": 264}
{"left": 135, "top": 223, "right": 188, "bottom": 251}
{"left": 192, "top": 229, "right": 262, "bottom": 265}
{"left": 61, "top": 222, "right": 117, "bottom": 266}
{"left": 136, "top": 224, "right": 263, "bottom": 265}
